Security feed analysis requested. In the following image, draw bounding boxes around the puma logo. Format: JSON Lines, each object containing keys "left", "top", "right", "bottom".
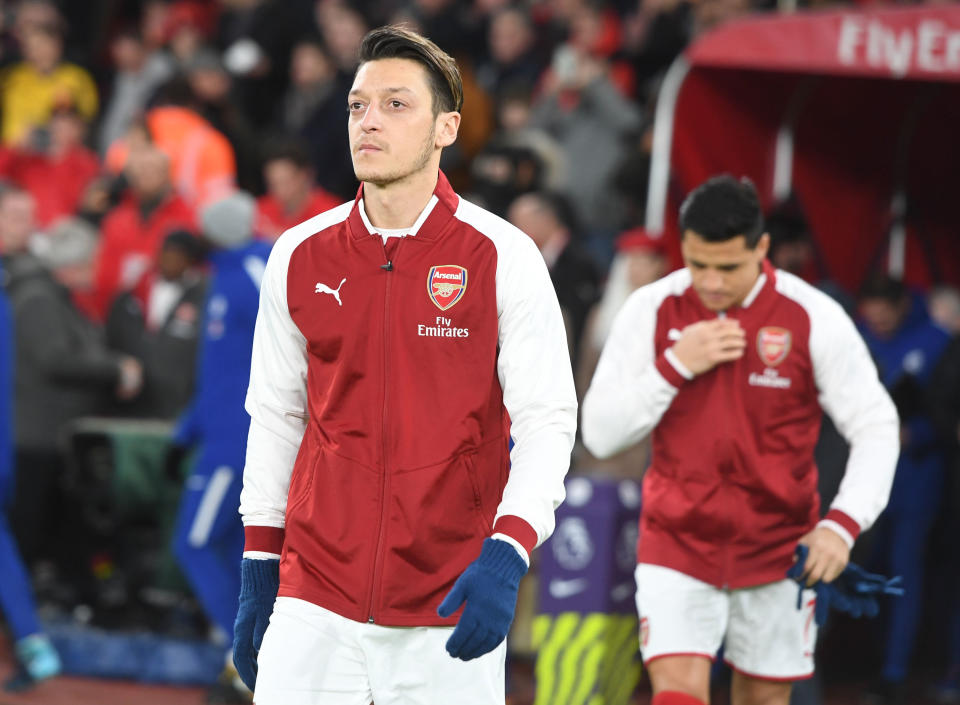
{"left": 315, "top": 278, "right": 346, "bottom": 306}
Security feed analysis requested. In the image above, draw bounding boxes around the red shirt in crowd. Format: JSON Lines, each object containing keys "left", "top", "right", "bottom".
{"left": 255, "top": 188, "right": 341, "bottom": 241}
{"left": 0, "top": 146, "right": 100, "bottom": 226}
{"left": 92, "top": 191, "right": 195, "bottom": 320}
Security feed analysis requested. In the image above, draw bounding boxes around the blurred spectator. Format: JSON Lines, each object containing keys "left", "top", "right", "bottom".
{"left": 929, "top": 314, "right": 960, "bottom": 703}
{"left": 929, "top": 286, "right": 960, "bottom": 335}
{"left": 0, "top": 105, "right": 100, "bottom": 228}
{"left": 144, "top": 89, "right": 237, "bottom": 209}
{"left": 92, "top": 146, "right": 196, "bottom": 320}
{"left": 219, "top": 0, "right": 317, "bottom": 128}
{"left": 106, "top": 230, "right": 207, "bottom": 420}
{"left": 0, "top": 188, "right": 142, "bottom": 570}
{"left": 573, "top": 228, "right": 666, "bottom": 478}
{"left": 858, "top": 274, "right": 951, "bottom": 705}
{"left": 185, "top": 48, "right": 261, "bottom": 193}
{"left": 767, "top": 200, "right": 853, "bottom": 312}
{"left": 402, "top": 0, "right": 484, "bottom": 59}
{"left": 0, "top": 254, "right": 62, "bottom": 692}
{"left": 164, "top": 1, "right": 215, "bottom": 71}
{"left": 255, "top": 141, "right": 340, "bottom": 241}
{"left": 97, "top": 28, "right": 174, "bottom": 155}
{"left": 529, "top": 45, "right": 641, "bottom": 235}
{"left": 577, "top": 228, "right": 668, "bottom": 392}
{"left": 508, "top": 191, "right": 600, "bottom": 365}
{"left": 623, "top": 0, "right": 693, "bottom": 98}
{"left": 1, "top": 20, "right": 97, "bottom": 146}
{"left": 476, "top": 7, "right": 542, "bottom": 100}
{"left": 276, "top": 35, "right": 355, "bottom": 199}
{"left": 168, "top": 192, "right": 271, "bottom": 701}
{"left": 315, "top": 1, "right": 368, "bottom": 74}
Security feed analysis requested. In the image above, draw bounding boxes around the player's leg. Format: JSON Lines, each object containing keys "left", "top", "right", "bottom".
{"left": 729, "top": 672, "right": 791, "bottom": 705}
{"left": 0, "top": 512, "right": 61, "bottom": 687}
{"left": 636, "top": 563, "right": 728, "bottom": 705}
{"left": 363, "top": 622, "right": 506, "bottom": 705}
{"left": 172, "top": 451, "right": 244, "bottom": 642}
{"left": 724, "top": 578, "right": 816, "bottom": 705}
{"left": 254, "top": 596, "right": 373, "bottom": 705}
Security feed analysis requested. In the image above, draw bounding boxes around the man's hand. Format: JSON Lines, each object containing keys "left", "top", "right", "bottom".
{"left": 115, "top": 356, "right": 143, "bottom": 400}
{"left": 796, "top": 526, "right": 850, "bottom": 586}
{"left": 437, "top": 539, "right": 527, "bottom": 661}
{"left": 670, "top": 319, "right": 746, "bottom": 376}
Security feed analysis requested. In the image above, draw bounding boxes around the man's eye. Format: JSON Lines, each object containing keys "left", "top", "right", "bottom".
{"left": 349, "top": 102, "right": 364, "bottom": 112}
{"left": 390, "top": 100, "right": 404, "bottom": 109}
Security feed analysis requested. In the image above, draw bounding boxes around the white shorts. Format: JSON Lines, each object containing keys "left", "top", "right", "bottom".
{"left": 634, "top": 564, "right": 817, "bottom": 681}
{"left": 254, "top": 597, "right": 507, "bottom": 705}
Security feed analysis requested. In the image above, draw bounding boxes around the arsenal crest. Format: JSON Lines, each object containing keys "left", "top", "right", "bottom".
{"left": 427, "top": 265, "right": 467, "bottom": 311}
{"left": 757, "top": 326, "right": 792, "bottom": 367}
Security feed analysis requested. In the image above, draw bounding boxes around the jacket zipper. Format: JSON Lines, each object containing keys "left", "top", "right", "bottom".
{"left": 365, "top": 236, "right": 403, "bottom": 623}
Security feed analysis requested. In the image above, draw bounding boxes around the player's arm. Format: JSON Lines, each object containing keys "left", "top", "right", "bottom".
{"left": 492, "top": 232, "right": 578, "bottom": 561}
{"left": 582, "top": 287, "right": 688, "bottom": 458}
{"left": 800, "top": 294, "right": 900, "bottom": 584}
{"left": 238, "top": 238, "right": 309, "bottom": 559}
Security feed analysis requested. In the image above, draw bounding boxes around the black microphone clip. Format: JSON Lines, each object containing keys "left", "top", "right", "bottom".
{"left": 381, "top": 261, "right": 394, "bottom": 271}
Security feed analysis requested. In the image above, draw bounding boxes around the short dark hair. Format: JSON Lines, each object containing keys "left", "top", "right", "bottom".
{"left": 262, "top": 137, "right": 314, "bottom": 172}
{"left": 858, "top": 273, "right": 908, "bottom": 304}
{"left": 357, "top": 25, "right": 463, "bottom": 115}
{"left": 679, "top": 174, "right": 764, "bottom": 248}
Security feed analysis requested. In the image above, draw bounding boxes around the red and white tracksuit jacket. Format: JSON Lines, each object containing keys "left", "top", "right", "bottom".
{"left": 239, "top": 172, "right": 577, "bottom": 626}
{"left": 582, "top": 262, "right": 899, "bottom": 588}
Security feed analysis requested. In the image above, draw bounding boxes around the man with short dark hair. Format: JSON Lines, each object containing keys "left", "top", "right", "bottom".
{"left": 582, "top": 175, "right": 899, "bottom": 705}
{"left": 857, "top": 273, "right": 951, "bottom": 704}
{"left": 232, "top": 25, "right": 576, "bottom": 704}
{"left": 255, "top": 141, "right": 340, "bottom": 241}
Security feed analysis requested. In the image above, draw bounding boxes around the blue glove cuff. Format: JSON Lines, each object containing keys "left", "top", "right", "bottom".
{"left": 476, "top": 538, "right": 528, "bottom": 585}
{"left": 240, "top": 557, "right": 280, "bottom": 594}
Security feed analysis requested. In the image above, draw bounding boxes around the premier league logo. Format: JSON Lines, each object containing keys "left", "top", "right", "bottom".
{"left": 427, "top": 265, "right": 467, "bottom": 311}
{"left": 757, "top": 326, "right": 792, "bottom": 367}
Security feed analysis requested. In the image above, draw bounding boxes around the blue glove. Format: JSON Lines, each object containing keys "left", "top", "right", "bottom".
{"left": 233, "top": 558, "right": 280, "bottom": 691}
{"left": 787, "top": 544, "right": 904, "bottom": 627}
{"left": 437, "top": 538, "right": 528, "bottom": 661}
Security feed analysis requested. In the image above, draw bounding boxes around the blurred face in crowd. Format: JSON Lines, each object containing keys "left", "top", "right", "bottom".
{"left": 21, "top": 27, "right": 62, "bottom": 73}
{"left": 170, "top": 23, "right": 203, "bottom": 64}
{"left": 507, "top": 195, "right": 564, "bottom": 253}
{"left": 265, "top": 158, "right": 312, "bottom": 211}
{"left": 13, "top": 0, "right": 60, "bottom": 39}
{"left": 681, "top": 230, "right": 769, "bottom": 311}
{"left": 498, "top": 96, "right": 532, "bottom": 131}
{"left": 291, "top": 43, "right": 335, "bottom": 89}
{"left": 141, "top": 0, "right": 170, "bottom": 48}
{"left": 694, "top": 0, "right": 751, "bottom": 35}
{"left": 0, "top": 192, "right": 37, "bottom": 254}
{"left": 929, "top": 288, "right": 960, "bottom": 335}
{"left": 348, "top": 58, "right": 458, "bottom": 188}
{"left": 112, "top": 34, "right": 146, "bottom": 73}
{"left": 318, "top": 4, "right": 367, "bottom": 71}
{"left": 490, "top": 9, "right": 532, "bottom": 65}
{"left": 158, "top": 245, "right": 192, "bottom": 282}
{"left": 770, "top": 239, "right": 813, "bottom": 276}
{"left": 189, "top": 66, "right": 231, "bottom": 103}
{"left": 127, "top": 148, "right": 172, "bottom": 200}
{"left": 50, "top": 111, "right": 86, "bottom": 153}
{"left": 859, "top": 297, "right": 908, "bottom": 340}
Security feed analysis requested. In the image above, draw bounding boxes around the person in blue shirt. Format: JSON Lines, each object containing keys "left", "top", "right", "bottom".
{"left": 0, "top": 260, "right": 61, "bottom": 691}
{"left": 858, "top": 274, "right": 951, "bottom": 705}
{"left": 168, "top": 192, "right": 271, "bottom": 693}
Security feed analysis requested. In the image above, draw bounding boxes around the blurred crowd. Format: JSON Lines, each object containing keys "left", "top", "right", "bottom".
{"left": 0, "top": 0, "right": 957, "bottom": 702}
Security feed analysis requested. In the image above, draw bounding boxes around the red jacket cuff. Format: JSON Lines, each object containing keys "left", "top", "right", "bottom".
{"left": 823, "top": 509, "right": 861, "bottom": 543}
{"left": 655, "top": 350, "right": 692, "bottom": 388}
{"left": 244, "top": 525, "right": 285, "bottom": 555}
{"left": 492, "top": 515, "right": 538, "bottom": 556}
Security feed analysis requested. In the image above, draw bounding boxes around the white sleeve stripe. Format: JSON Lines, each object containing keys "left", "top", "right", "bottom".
{"left": 665, "top": 346, "right": 694, "bottom": 380}
{"left": 816, "top": 519, "right": 855, "bottom": 550}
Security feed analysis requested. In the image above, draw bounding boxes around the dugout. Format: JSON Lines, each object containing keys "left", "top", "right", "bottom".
{"left": 645, "top": 4, "right": 960, "bottom": 293}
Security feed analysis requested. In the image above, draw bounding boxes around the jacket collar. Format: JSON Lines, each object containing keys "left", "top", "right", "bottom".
{"left": 347, "top": 170, "right": 459, "bottom": 243}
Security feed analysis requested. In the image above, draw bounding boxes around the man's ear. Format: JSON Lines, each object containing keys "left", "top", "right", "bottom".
{"left": 755, "top": 232, "right": 771, "bottom": 260}
{"left": 436, "top": 111, "right": 461, "bottom": 149}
